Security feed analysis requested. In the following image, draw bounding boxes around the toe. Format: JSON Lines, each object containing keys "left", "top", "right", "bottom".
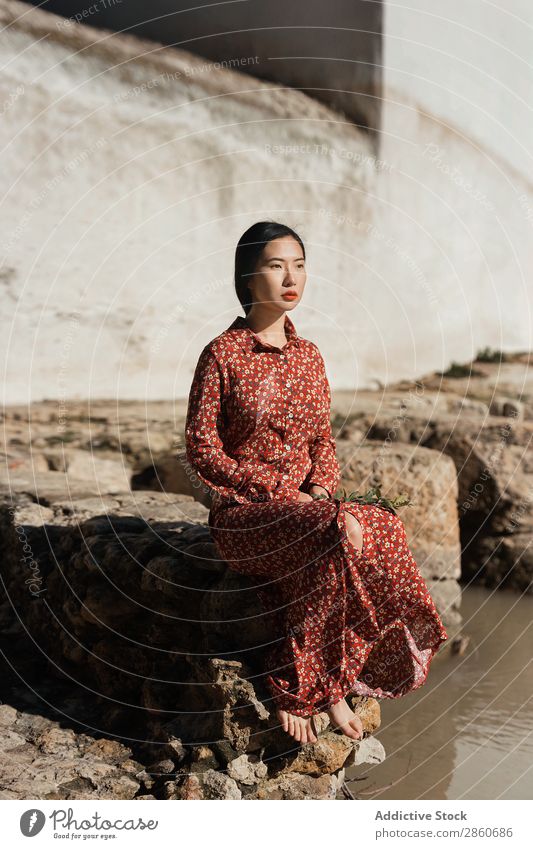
{"left": 350, "top": 719, "right": 362, "bottom": 739}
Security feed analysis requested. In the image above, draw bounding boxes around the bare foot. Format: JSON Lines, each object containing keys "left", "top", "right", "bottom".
{"left": 326, "top": 697, "right": 363, "bottom": 740}
{"left": 276, "top": 708, "right": 318, "bottom": 744}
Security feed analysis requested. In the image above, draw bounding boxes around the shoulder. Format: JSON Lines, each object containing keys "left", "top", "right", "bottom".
{"left": 298, "top": 337, "right": 325, "bottom": 364}
{"left": 300, "top": 337, "right": 320, "bottom": 354}
{"left": 195, "top": 329, "right": 242, "bottom": 368}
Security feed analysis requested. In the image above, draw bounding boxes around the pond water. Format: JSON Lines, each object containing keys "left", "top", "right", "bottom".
{"left": 344, "top": 585, "right": 533, "bottom": 800}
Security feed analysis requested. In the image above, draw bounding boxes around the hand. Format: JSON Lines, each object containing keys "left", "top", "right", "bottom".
{"left": 309, "top": 484, "right": 330, "bottom": 499}
{"left": 297, "top": 491, "right": 314, "bottom": 502}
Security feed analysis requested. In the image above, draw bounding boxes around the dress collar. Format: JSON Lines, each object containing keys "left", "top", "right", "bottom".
{"left": 227, "top": 313, "right": 301, "bottom": 353}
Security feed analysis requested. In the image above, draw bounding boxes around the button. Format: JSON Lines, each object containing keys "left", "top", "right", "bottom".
{"left": 288, "top": 413, "right": 293, "bottom": 418}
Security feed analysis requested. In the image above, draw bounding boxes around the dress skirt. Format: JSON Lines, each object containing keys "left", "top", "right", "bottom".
{"left": 209, "top": 496, "right": 449, "bottom": 717}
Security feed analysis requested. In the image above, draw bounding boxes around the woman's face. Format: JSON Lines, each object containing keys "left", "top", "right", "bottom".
{"left": 247, "top": 236, "right": 307, "bottom": 313}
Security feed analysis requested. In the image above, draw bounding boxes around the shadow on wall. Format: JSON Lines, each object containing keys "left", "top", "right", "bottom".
{"left": 29, "top": 0, "right": 383, "bottom": 140}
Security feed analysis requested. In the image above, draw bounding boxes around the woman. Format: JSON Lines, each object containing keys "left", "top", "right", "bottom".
{"left": 185, "top": 221, "right": 448, "bottom": 746}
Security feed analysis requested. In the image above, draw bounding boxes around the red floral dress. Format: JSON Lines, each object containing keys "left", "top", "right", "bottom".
{"left": 185, "top": 314, "right": 448, "bottom": 717}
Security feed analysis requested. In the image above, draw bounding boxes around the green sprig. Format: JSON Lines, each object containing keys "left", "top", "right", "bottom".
{"left": 311, "top": 484, "right": 412, "bottom": 515}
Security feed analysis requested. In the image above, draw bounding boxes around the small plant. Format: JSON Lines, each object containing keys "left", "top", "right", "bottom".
{"left": 475, "top": 346, "right": 507, "bottom": 363}
{"left": 437, "top": 360, "right": 485, "bottom": 378}
{"left": 311, "top": 484, "right": 412, "bottom": 515}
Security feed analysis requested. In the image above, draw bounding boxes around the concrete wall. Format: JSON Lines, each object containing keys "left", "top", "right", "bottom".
{"left": 1, "top": 0, "right": 531, "bottom": 404}
{"left": 27, "top": 0, "right": 384, "bottom": 137}
{"left": 374, "top": 0, "right": 533, "bottom": 373}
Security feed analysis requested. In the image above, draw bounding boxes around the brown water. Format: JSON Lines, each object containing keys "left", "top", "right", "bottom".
{"left": 345, "top": 585, "right": 533, "bottom": 800}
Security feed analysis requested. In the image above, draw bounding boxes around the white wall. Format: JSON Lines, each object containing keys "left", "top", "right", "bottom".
{"left": 1, "top": 0, "right": 531, "bottom": 404}
{"left": 375, "top": 0, "right": 533, "bottom": 373}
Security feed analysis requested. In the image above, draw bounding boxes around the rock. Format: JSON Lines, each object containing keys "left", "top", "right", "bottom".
{"left": 489, "top": 398, "right": 524, "bottom": 419}
{"left": 336, "top": 441, "right": 461, "bottom": 578}
{"left": 35, "top": 727, "right": 78, "bottom": 754}
{"left": 210, "top": 740, "right": 240, "bottom": 766}
{"left": 346, "top": 695, "right": 382, "bottom": 734}
{"left": 274, "top": 733, "right": 355, "bottom": 777}
{"left": 0, "top": 705, "right": 19, "bottom": 725}
{"left": 451, "top": 635, "right": 471, "bottom": 656}
{"left": 0, "top": 477, "right": 391, "bottom": 800}
{"left": 163, "top": 737, "right": 187, "bottom": 764}
{"left": 199, "top": 769, "right": 242, "bottom": 800}
{"left": 255, "top": 772, "right": 340, "bottom": 800}
{"left": 190, "top": 746, "right": 219, "bottom": 772}
{"left": 0, "top": 488, "right": 390, "bottom": 800}
{"left": 335, "top": 441, "right": 461, "bottom": 630}
{"left": 79, "top": 738, "right": 134, "bottom": 764}
{"left": 227, "top": 753, "right": 268, "bottom": 785}
{"left": 0, "top": 707, "right": 144, "bottom": 800}
{"left": 169, "top": 775, "right": 203, "bottom": 800}
{"left": 45, "top": 449, "right": 131, "bottom": 493}
{"left": 425, "top": 420, "right": 533, "bottom": 592}
{"left": 145, "top": 759, "right": 177, "bottom": 776}
{"left": 310, "top": 712, "right": 331, "bottom": 735}
{"left": 270, "top": 697, "right": 381, "bottom": 778}
{"left": 343, "top": 735, "right": 386, "bottom": 766}
{"left": 426, "top": 578, "right": 462, "bottom": 625}
{"left": 134, "top": 770, "right": 156, "bottom": 791}
{"left": 466, "top": 532, "right": 533, "bottom": 593}
{"left": 150, "top": 452, "right": 212, "bottom": 509}
{"left": 447, "top": 398, "right": 490, "bottom": 416}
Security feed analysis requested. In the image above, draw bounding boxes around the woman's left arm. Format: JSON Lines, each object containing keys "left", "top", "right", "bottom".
{"left": 307, "top": 350, "right": 341, "bottom": 497}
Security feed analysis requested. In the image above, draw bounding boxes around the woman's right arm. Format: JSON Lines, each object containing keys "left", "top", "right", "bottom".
{"left": 184, "top": 346, "right": 301, "bottom": 504}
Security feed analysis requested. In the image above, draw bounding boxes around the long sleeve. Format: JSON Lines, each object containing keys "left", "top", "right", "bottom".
{"left": 306, "top": 353, "right": 341, "bottom": 497}
{"left": 184, "top": 346, "right": 300, "bottom": 504}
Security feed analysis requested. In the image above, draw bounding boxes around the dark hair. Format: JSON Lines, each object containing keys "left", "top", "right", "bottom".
{"left": 234, "top": 221, "right": 306, "bottom": 315}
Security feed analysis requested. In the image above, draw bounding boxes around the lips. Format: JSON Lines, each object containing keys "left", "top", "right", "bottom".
{"left": 282, "top": 292, "right": 298, "bottom": 300}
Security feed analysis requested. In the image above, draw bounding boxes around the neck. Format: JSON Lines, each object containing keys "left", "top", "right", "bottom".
{"left": 245, "top": 308, "right": 287, "bottom": 337}
{"left": 245, "top": 310, "right": 289, "bottom": 346}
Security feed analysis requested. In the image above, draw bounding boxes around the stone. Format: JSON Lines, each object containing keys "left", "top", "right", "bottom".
{"left": 163, "top": 737, "right": 187, "bottom": 764}
{"left": 335, "top": 441, "right": 462, "bottom": 617}
{"left": 145, "top": 759, "right": 177, "bottom": 776}
{"left": 227, "top": 753, "right": 268, "bottom": 785}
{"left": 489, "top": 398, "right": 524, "bottom": 419}
{"left": 0, "top": 707, "right": 144, "bottom": 800}
{"left": 274, "top": 733, "right": 355, "bottom": 777}
{"left": 346, "top": 695, "right": 382, "bottom": 734}
{"left": 171, "top": 775, "right": 204, "bottom": 800}
{"left": 255, "top": 772, "right": 340, "bottom": 800}
{"left": 343, "top": 735, "right": 386, "bottom": 766}
{"left": 190, "top": 746, "right": 219, "bottom": 772}
{"left": 425, "top": 420, "right": 533, "bottom": 591}
{"left": 35, "top": 727, "right": 78, "bottom": 754}
{"left": 200, "top": 769, "right": 242, "bottom": 800}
